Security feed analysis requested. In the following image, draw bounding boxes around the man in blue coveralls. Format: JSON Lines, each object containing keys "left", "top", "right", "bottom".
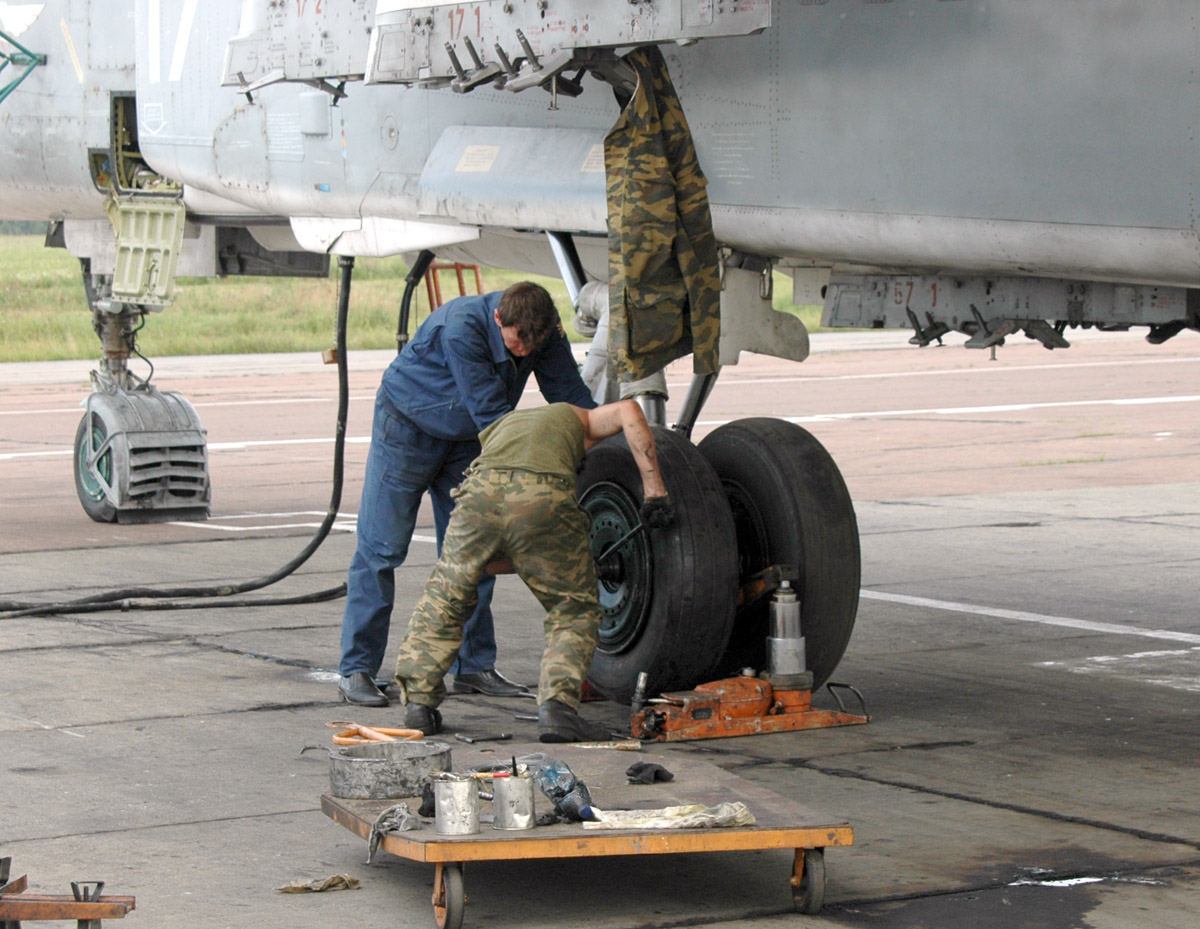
{"left": 338, "top": 281, "right": 597, "bottom": 707}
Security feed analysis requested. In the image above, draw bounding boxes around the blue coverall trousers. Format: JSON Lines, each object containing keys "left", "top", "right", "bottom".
{"left": 339, "top": 400, "right": 497, "bottom": 678}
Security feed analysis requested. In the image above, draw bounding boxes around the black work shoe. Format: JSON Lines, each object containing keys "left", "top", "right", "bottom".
{"left": 338, "top": 672, "right": 389, "bottom": 707}
{"left": 405, "top": 703, "right": 443, "bottom": 736}
{"left": 537, "top": 698, "right": 614, "bottom": 743}
{"left": 449, "top": 669, "right": 531, "bottom": 697}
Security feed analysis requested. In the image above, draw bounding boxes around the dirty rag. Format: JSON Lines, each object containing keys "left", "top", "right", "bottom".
{"left": 367, "top": 802, "right": 421, "bottom": 864}
{"left": 276, "top": 874, "right": 360, "bottom": 893}
{"left": 583, "top": 802, "right": 755, "bottom": 830}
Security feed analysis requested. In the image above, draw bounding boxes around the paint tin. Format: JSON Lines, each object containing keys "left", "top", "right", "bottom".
{"left": 328, "top": 740, "right": 451, "bottom": 800}
{"left": 491, "top": 774, "right": 536, "bottom": 830}
{"left": 433, "top": 775, "right": 480, "bottom": 835}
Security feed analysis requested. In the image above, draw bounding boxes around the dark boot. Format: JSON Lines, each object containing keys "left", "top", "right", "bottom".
{"left": 405, "top": 703, "right": 443, "bottom": 736}
{"left": 449, "top": 669, "right": 531, "bottom": 696}
{"left": 338, "top": 672, "right": 389, "bottom": 707}
{"left": 537, "top": 698, "right": 613, "bottom": 743}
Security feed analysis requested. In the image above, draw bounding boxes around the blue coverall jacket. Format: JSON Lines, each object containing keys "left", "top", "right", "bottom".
{"left": 382, "top": 290, "right": 593, "bottom": 438}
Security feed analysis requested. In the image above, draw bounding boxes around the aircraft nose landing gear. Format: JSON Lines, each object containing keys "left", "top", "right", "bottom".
{"left": 74, "top": 266, "right": 210, "bottom": 524}
{"left": 74, "top": 387, "right": 210, "bottom": 524}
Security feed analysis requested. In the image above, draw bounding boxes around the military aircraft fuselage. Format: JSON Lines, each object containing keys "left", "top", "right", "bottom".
{"left": 4, "top": 0, "right": 1200, "bottom": 296}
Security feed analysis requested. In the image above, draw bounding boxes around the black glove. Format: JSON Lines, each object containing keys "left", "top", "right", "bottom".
{"left": 640, "top": 494, "right": 675, "bottom": 529}
{"left": 626, "top": 762, "right": 675, "bottom": 784}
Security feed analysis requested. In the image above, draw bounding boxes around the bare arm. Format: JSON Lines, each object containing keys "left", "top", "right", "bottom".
{"left": 575, "top": 400, "right": 667, "bottom": 498}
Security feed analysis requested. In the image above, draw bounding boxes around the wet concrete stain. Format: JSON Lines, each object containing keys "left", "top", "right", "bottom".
{"left": 827, "top": 881, "right": 1100, "bottom": 929}
{"left": 828, "top": 857, "right": 1186, "bottom": 928}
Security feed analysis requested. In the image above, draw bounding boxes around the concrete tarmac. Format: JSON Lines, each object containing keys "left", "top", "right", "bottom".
{"left": 2, "top": 328, "right": 1199, "bottom": 928}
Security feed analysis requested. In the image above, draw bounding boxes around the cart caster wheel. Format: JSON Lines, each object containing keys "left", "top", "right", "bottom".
{"left": 432, "top": 863, "right": 465, "bottom": 929}
{"left": 791, "top": 847, "right": 825, "bottom": 914}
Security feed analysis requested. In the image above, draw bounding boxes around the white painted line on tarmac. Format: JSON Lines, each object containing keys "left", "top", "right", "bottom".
{"left": 190, "top": 397, "right": 345, "bottom": 408}
{"left": 861, "top": 589, "right": 1200, "bottom": 645}
{"left": 166, "top": 510, "right": 359, "bottom": 532}
{"left": 0, "top": 709, "right": 88, "bottom": 737}
{"left": 8, "top": 355, "right": 1197, "bottom": 417}
{"left": 0, "top": 449, "right": 74, "bottom": 460}
{"left": 206, "top": 436, "right": 370, "bottom": 451}
{"left": 9, "top": 353, "right": 1192, "bottom": 415}
{"left": 167, "top": 519, "right": 358, "bottom": 533}
{"left": 163, "top": 509, "right": 440, "bottom": 541}
{"left": 0, "top": 408, "right": 83, "bottom": 416}
{"left": 182, "top": 510, "right": 333, "bottom": 520}
{"left": 0, "top": 436, "right": 372, "bottom": 460}
{"left": 0, "top": 397, "right": 347, "bottom": 416}
{"left": 1035, "top": 648, "right": 1200, "bottom": 693}
{"left": 696, "top": 393, "right": 1200, "bottom": 427}
{"left": 665, "top": 354, "right": 1200, "bottom": 392}
{"left": 4, "top": 394, "right": 1196, "bottom": 460}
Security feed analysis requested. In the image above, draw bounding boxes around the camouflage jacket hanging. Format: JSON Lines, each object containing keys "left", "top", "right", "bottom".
{"left": 604, "top": 45, "right": 721, "bottom": 382}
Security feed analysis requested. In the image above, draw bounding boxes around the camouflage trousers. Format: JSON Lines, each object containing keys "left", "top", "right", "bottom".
{"left": 394, "top": 469, "right": 600, "bottom": 711}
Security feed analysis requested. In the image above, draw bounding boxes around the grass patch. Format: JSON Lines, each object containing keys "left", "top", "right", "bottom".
{"left": 0, "top": 234, "right": 824, "bottom": 362}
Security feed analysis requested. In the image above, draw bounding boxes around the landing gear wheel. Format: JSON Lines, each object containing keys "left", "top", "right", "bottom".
{"left": 698, "top": 419, "right": 859, "bottom": 689}
{"left": 73, "top": 410, "right": 116, "bottom": 523}
{"left": 578, "top": 427, "right": 739, "bottom": 703}
{"left": 432, "top": 863, "right": 464, "bottom": 929}
{"left": 792, "top": 847, "right": 826, "bottom": 914}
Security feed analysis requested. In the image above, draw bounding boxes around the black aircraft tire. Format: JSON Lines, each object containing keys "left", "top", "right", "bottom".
{"left": 577, "top": 427, "right": 739, "bottom": 704}
{"left": 74, "top": 412, "right": 117, "bottom": 523}
{"left": 698, "top": 418, "right": 860, "bottom": 689}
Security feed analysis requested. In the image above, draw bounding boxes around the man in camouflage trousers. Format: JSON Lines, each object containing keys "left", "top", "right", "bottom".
{"left": 394, "top": 400, "right": 674, "bottom": 742}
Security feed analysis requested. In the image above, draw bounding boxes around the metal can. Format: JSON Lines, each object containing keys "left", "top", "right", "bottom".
{"left": 491, "top": 774, "right": 536, "bottom": 830}
{"left": 433, "top": 775, "right": 480, "bottom": 835}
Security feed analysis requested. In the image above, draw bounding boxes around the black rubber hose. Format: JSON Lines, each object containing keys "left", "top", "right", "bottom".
{"left": 395, "top": 248, "right": 436, "bottom": 352}
{"left": 0, "top": 255, "right": 357, "bottom": 617}
{"left": 2, "top": 585, "right": 348, "bottom": 619}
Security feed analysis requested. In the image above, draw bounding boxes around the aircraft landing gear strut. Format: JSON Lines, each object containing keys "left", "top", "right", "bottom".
{"left": 74, "top": 261, "right": 210, "bottom": 524}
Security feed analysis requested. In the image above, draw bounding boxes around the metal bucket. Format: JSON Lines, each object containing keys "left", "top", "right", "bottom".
{"left": 328, "top": 740, "right": 451, "bottom": 800}
{"left": 433, "top": 775, "right": 481, "bottom": 835}
{"left": 491, "top": 774, "right": 536, "bottom": 831}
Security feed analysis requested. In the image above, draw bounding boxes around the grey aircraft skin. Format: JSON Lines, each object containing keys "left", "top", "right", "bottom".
{"left": 2, "top": 0, "right": 1198, "bottom": 698}
{"left": 5, "top": 1, "right": 1199, "bottom": 334}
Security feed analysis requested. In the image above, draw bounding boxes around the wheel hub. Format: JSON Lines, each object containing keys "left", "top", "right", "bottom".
{"left": 77, "top": 418, "right": 113, "bottom": 503}
{"left": 580, "top": 481, "right": 652, "bottom": 653}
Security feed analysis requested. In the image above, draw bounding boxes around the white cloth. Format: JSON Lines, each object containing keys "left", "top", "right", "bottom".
{"left": 582, "top": 801, "right": 755, "bottom": 830}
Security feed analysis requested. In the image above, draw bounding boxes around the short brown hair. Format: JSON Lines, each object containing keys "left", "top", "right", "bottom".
{"left": 496, "top": 282, "right": 560, "bottom": 350}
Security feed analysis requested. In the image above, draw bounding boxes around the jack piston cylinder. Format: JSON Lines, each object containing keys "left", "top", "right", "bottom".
{"left": 768, "top": 636, "right": 808, "bottom": 677}
{"left": 769, "top": 580, "right": 802, "bottom": 639}
{"left": 768, "top": 580, "right": 807, "bottom": 677}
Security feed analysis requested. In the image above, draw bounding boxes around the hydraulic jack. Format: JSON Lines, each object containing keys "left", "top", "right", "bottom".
{"left": 629, "top": 570, "right": 869, "bottom": 742}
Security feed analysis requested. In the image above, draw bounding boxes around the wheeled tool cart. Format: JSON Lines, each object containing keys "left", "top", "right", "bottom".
{"left": 322, "top": 744, "right": 852, "bottom": 928}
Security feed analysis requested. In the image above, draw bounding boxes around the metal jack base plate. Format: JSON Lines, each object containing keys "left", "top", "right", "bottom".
{"left": 630, "top": 676, "right": 869, "bottom": 742}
